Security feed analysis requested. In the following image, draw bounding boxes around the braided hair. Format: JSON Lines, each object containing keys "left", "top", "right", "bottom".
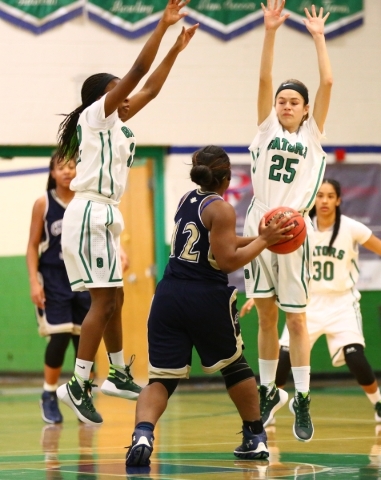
{"left": 190, "top": 146, "right": 231, "bottom": 191}
{"left": 56, "top": 73, "right": 118, "bottom": 161}
{"left": 309, "top": 178, "right": 342, "bottom": 252}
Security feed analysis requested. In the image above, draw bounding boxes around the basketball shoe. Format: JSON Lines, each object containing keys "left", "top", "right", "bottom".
{"left": 126, "top": 427, "right": 155, "bottom": 466}
{"left": 234, "top": 426, "right": 269, "bottom": 460}
{"left": 57, "top": 376, "right": 103, "bottom": 425}
{"left": 259, "top": 385, "right": 288, "bottom": 427}
{"left": 101, "top": 357, "right": 142, "bottom": 400}
{"left": 40, "top": 390, "right": 63, "bottom": 424}
{"left": 289, "top": 392, "right": 314, "bottom": 442}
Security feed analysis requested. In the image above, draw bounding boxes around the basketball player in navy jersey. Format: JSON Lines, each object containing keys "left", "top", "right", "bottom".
{"left": 125, "top": 145, "right": 294, "bottom": 467}
{"left": 26, "top": 152, "right": 129, "bottom": 424}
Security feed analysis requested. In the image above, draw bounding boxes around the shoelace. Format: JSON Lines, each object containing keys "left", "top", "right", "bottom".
{"left": 82, "top": 380, "right": 98, "bottom": 413}
{"left": 295, "top": 396, "right": 311, "bottom": 427}
{"left": 259, "top": 386, "right": 272, "bottom": 415}
{"left": 124, "top": 355, "right": 137, "bottom": 381}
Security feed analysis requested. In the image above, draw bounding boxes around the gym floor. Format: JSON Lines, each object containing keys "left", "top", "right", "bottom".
{"left": 0, "top": 378, "right": 380, "bottom": 479}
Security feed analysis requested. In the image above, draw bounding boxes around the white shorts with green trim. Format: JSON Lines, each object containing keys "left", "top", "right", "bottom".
{"left": 62, "top": 196, "right": 124, "bottom": 292}
{"left": 280, "top": 290, "right": 365, "bottom": 366}
{"left": 243, "top": 198, "right": 314, "bottom": 313}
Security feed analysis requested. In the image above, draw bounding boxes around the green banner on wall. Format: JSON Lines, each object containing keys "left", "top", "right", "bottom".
{"left": 86, "top": 0, "right": 263, "bottom": 40}
{"left": 0, "top": 0, "right": 84, "bottom": 33}
{"left": 184, "top": 0, "right": 263, "bottom": 41}
{"left": 284, "top": 0, "right": 363, "bottom": 39}
{"left": 86, "top": 0, "right": 165, "bottom": 38}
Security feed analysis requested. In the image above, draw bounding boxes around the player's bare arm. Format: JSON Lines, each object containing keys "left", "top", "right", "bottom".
{"left": 104, "top": 0, "right": 191, "bottom": 117}
{"left": 305, "top": 5, "right": 333, "bottom": 132}
{"left": 26, "top": 196, "right": 46, "bottom": 309}
{"left": 257, "top": 0, "right": 290, "bottom": 124}
{"left": 202, "top": 201, "right": 292, "bottom": 273}
{"left": 127, "top": 24, "right": 199, "bottom": 119}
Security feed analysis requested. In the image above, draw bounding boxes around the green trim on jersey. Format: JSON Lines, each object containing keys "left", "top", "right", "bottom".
{"left": 109, "top": 257, "right": 122, "bottom": 283}
{"left": 279, "top": 302, "right": 307, "bottom": 308}
{"left": 70, "top": 279, "right": 83, "bottom": 287}
{"left": 105, "top": 205, "right": 114, "bottom": 268}
{"left": 305, "top": 157, "right": 326, "bottom": 210}
{"left": 300, "top": 239, "right": 308, "bottom": 298}
{"left": 107, "top": 130, "right": 114, "bottom": 197}
{"left": 78, "top": 201, "right": 93, "bottom": 283}
{"left": 99, "top": 132, "right": 105, "bottom": 194}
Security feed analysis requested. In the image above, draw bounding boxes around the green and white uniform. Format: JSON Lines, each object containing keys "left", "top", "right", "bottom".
{"left": 62, "top": 93, "right": 135, "bottom": 291}
{"left": 244, "top": 108, "right": 326, "bottom": 312}
{"left": 280, "top": 215, "right": 372, "bottom": 365}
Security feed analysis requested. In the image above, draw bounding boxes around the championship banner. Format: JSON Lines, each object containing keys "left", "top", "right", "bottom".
{"left": 184, "top": 0, "right": 263, "bottom": 41}
{"left": 284, "top": 0, "right": 363, "bottom": 40}
{"left": 0, "top": 0, "right": 84, "bottom": 34}
{"left": 86, "top": 0, "right": 165, "bottom": 39}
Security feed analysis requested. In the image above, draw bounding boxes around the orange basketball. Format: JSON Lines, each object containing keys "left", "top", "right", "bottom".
{"left": 261, "top": 206, "right": 306, "bottom": 254}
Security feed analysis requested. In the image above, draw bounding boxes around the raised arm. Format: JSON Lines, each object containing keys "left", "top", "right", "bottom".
{"left": 127, "top": 24, "right": 198, "bottom": 120}
{"left": 304, "top": 5, "right": 333, "bottom": 132}
{"left": 26, "top": 197, "right": 46, "bottom": 310}
{"left": 257, "top": 0, "right": 289, "bottom": 125}
{"left": 104, "top": 0, "right": 190, "bottom": 117}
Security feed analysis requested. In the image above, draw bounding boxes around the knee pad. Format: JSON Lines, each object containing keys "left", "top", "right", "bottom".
{"left": 344, "top": 343, "right": 375, "bottom": 386}
{"left": 45, "top": 333, "right": 72, "bottom": 368}
{"left": 220, "top": 355, "right": 254, "bottom": 389}
{"left": 148, "top": 378, "right": 179, "bottom": 398}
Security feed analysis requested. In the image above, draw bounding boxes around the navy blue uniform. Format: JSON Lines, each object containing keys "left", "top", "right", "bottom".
{"left": 37, "top": 190, "right": 90, "bottom": 336}
{"left": 148, "top": 189, "right": 244, "bottom": 379}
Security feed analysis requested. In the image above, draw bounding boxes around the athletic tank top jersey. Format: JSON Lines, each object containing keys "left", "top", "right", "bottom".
{"left": 249, "top": 108, "right": 326, "bottom": 213}
{"left": 39, "top": 190, "right": 68, "bottom": 268}
{"left": 164, "top": 189, "right": 228, "bottom": 284}
{"left": 311, "top": 215, "right": 371, "bottom": 294}
{"left": 70, "top": 93, "right": 136, "bottom": 204}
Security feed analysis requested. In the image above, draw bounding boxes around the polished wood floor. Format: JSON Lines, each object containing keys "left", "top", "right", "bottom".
{"left": 1, "top": 380, "right": 380, "bottom": 479}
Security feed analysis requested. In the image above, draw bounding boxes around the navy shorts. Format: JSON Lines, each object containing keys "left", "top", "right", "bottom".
{"left": 36, "top": 265, "right": 91, "bottom": 336}
{"left": 148, "top": 278, "right": 244, "bottom": 379}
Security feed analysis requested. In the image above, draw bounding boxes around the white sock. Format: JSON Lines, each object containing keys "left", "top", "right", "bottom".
{"left": 292, "top": 366, "right": 310, "bottom": 395}
{"left": 74, "top": 359, "right": 93, "bottom": 388}
{"left": 258, "top": 359, "right": 279, "bottom": 390}
{"left": 43, "top": 382, "right": 58, "bottom": 392}
{"left": 108, "top": 350, "right": 125, "bottom": 370}
{"left": 367, "top": 390, "right": 381, "bottom": 405}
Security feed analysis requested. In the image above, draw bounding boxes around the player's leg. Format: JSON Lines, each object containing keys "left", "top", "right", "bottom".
{"left": 221, "top": 356, "right": 269, "bottom": 460}
{"left": 101, "top": 287, "right": 142, "bottom": 400}
{"left": 57, "top": 287, "right": 119, "bottom": 425}
{"left": 254, "top": 296, "right": 289, "bottom": 428}
{"left": 41, "top": 333, "right": 72, "bottom": 424}
{"left": 126, "top": 278, "right": 189, "bottom": 467}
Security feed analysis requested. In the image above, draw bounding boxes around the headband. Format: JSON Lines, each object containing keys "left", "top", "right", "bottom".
{"left": 275, "top": 82, "right": 309, "bottom": 105}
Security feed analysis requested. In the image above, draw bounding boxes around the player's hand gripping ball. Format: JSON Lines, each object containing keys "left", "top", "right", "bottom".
{"left": 261, "top": 206, "right": 306, "bottom": 254}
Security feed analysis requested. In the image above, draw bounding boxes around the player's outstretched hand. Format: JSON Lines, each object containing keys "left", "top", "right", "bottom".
{"left": 173, "top": 24, "right": 199, "bottom": 52}
{"left": 240, "top": 298, "right": 255, "bottom": 317}
{"left": 304, "top": 4, "right": 329, "bottom": 36}
{"left": 161, "top": 0, "right": 190, "bottom": 27}
{"left": 258, "top": 213, "right": 294, "bottom": 247}
{"left": 261, "top": 0, "right": 290, "bottom": 31}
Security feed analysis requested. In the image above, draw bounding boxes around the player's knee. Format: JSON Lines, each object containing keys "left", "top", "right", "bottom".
{"left": 286, "top": 313, "right": 306, "bottom": 336}
{"left": 220, "top": 355, "right": 255, "bottom": 389}
{"left": 344, "top": 343, "right": 375, "bottom": 385}
{"left": 148, "top": 378, "right": 179, "bottom": 398}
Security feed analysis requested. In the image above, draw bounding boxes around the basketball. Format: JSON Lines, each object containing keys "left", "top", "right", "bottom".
{"left": 261, "top": 206, "right": 306, "bottom": 254}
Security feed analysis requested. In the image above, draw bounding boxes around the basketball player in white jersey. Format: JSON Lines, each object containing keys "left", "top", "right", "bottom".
{"left": 276, "top": 179, "right": 381, "bottom": 421}
{"left": 55, "top": 0, "right": 199, "bottom": 425}
{"left": 243, "top": 0, "right": 333, "bottom": 442}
